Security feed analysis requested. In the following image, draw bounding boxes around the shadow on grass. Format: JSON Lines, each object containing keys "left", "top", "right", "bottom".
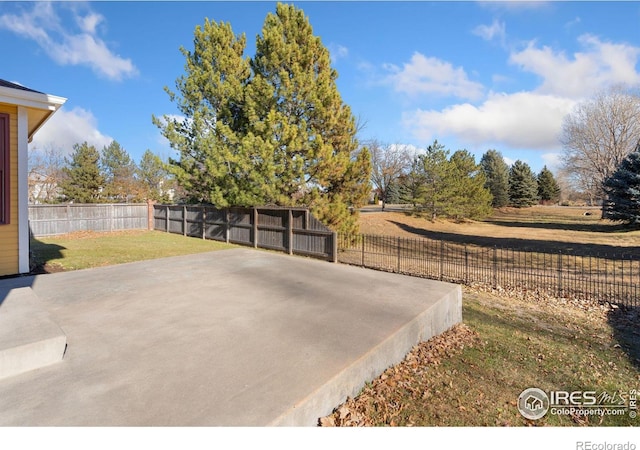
{"left": 388, "top": 220, "right": 640, "bottom": 259}
{"left": 607, "top": 306, "right": 640, "bottom": 371}
{"left": 29, "top": 238, "right": 66, "bottom": 275}
{"left": 483, "top": 218, "right": 634, "bottom": 234}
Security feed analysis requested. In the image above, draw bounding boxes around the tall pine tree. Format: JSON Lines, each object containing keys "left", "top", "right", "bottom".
{"left": 154, "top": 3, "right": 370, "bottom": 234}
{"left": 60, "top": 142, "right": 105, "bottom": 203}
{"left": 480, "top": 149, "right": 509, "bottom": 208}
{"left": 603, "top": 145, "right": 640, "bottom": 224}
{"left": 509, "top": 160, "right": 538, "bottom": 207}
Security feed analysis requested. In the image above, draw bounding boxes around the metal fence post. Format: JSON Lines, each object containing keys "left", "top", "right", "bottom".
{"left": 464, "top": 245, "right": 469, "bottom": 285}
{"left": 361, "top": 235, "right": 366, "bottom": 267}
{"left": 557, "top": 252, "right": 563, "bottom": 297}
{"left": 492, "top": 246, "right": 498, "bottom": 289}
{"left": 439, "top": 240, "right": 444, "bottom": 281}
{"left": 397, "top": 236, "right": 401, "bottom": 272}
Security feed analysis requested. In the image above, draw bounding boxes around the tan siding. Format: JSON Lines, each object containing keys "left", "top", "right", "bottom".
{"left": 0, "top": 103, "right": 19, "bottom": 275}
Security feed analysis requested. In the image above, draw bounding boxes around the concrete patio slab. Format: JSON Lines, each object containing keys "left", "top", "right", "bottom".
{"left": 0, "top": 248, "right": 461, "bottom": 426}
{"left": 0, "top": 287, "right": 66, "bottom": 381}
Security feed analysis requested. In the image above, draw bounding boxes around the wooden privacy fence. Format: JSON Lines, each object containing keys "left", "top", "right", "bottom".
{"left": 338, "top": 233, "right": 640, "bottom": 308}
{"left": 29, "top": 203, "right": 148, "bottom": 237}
{"left": 154, "top": 204, "right": 337, "bottom": 262}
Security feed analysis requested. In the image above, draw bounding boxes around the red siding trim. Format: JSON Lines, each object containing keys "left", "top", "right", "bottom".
{"left": 0, "top": 113, "right": 9, "bottom": 224}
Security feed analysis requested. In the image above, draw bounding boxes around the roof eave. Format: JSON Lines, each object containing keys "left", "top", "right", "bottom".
{"left": 0, "top": 86, "right": 67, "bottom": 141}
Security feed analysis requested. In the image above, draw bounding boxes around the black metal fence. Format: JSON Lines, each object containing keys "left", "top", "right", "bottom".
{"left": 154, "top": 205, "right": 337, "bottom": 262}
{"left": 338, "top": 233, "right": 640, "bottom": 307}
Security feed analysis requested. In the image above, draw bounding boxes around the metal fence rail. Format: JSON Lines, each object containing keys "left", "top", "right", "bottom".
{"left": 29, "top": 203, "right": 148, "bottom": 237}
{"left": 338, "top": 233, "right": 640, "bottom": 307}
{"left": 154, "top": 204, "right": 337, "bottom": 262}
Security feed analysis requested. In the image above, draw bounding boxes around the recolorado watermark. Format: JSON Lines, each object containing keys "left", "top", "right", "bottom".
{"left": 517, "top": 387, "right": 637, "bottom": 420}
{"left": 576, "top": 442, "right": 636, "bottom": 450}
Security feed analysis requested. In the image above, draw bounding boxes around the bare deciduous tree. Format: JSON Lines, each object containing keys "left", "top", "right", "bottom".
{"left": 367, "top": 140, "right": 411, "bottom": 211}
{"left": 28, "top": 145, "right": 67, "bottom": 204}
{"left": 560, "top": 84, "right": 640, "bottom": 211}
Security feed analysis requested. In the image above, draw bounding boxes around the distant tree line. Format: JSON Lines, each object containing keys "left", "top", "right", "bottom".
{"left": 28, "top": 141, "right": 175, "bottom": 204}
{"left": 369, "top": 140, "right": 561, "bottom": 221}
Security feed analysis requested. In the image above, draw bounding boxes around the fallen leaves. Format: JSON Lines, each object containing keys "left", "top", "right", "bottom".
{"left": 319, "top": 324, "right": 481, "bottom": 427}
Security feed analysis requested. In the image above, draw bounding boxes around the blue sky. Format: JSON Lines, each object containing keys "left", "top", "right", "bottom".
{"left": 1, "top": 1, "right": 639, "bottom": 175}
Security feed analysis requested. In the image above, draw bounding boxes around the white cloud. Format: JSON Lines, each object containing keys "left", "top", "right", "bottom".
{"left": 0, "top": 2, "right": 137, "bottom": 81}
{"left": 403, "top": 91, "right": 576, "bottom": 150}
{"left": 472, "top": 19, "right": 506, "bottom": 42}
{"left": 541, "top": 152, "right": 563, "bottom": 171}
{"left": 384, "top": 52, "right": 484, "bottom": 100}
{"left": 30, "top": 107, "right": 113, "bottom": 155}
{"left": 509, "top": 34, "right": 640, "bottom": 99}
{"left": 329, "top": 44, "right": 349, "bottom": 63}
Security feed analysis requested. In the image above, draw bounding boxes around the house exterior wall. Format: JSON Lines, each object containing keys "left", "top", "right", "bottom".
{"left": 0, "top": 103, "right": 19, "bottom": 276}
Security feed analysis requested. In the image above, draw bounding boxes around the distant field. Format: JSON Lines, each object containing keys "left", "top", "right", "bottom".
{"left": 358, "top": 205, "right": 640, "bottom": 257}
{"left": 30, "top": 230, "right": 235, "bottom": 272}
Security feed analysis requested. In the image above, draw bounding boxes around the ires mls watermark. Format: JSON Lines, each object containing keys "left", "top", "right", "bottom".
{"left": 518, "top": 387, "right": 638, "bottom": 420}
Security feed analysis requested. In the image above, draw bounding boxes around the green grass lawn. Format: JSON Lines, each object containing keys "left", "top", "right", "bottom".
{"left": 30, "top": 230, "right": 235, "bottom": 271}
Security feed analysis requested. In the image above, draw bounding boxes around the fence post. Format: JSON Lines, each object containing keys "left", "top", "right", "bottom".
{"left": 147, "top": 200, "right": 155, "bottom": 230}
{"left": 361, "top": 235, "right": 366, "bottom": 267}
{"left": 287, "top": 209, "right": 293, "bottom": 255}
{"left": 331, "top": 232, "right": 338, "bottom": 263}
{"left": 439, "top": 240, "right": 444, "bottom": 281}
{"left": 253, "top": 207, "right": 258, "bottom": 248}
{"left": 557, "top": 252, "right": 563, "bottom": 297}
{"left": 464, "top": 245, "right": 469, "bottom": 285}
{"left": 110, "top": 204, "right": 114, "bottom": 232}
{"left": 225, "top": 208, "right": 230, "bottom": 243}
{"left": 201, "top": 205, "right": 206, "bottom": 240}
{"left": 165, "top": 205, "right": 169, "bottom": 232}
{"left": 492, "top": 246, "right": 498, "bottom": 289}
{"left": 183, "top": 205, "right": 187, "bottom": 236}
{"left": 397, "top": 236, "right": 401, "bottom": 272}
{"left": 66, "top": 203, "right": 71, "bottom": 234}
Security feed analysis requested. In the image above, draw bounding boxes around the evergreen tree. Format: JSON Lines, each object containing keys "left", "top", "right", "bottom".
{"left": 537, "top": 166, "right": 561, "bottom": 204}
{"left": 247, "top": 3, "right": 370, "bottom": 234}
{"left": 152, "top": 18, "right": 254, "bottom": 206}
{"left": 480, "top": 149, "right": 509, "bottom": 208}
{"left": 60, "top": 142, "right": 105, "bottom": 203}
{"left": 398, "top": 157, "right": 427, "bottom": 209}
{"left": 603, "top": 145, "right": 640, "bottom": 224}
{"left": 508, "top": 160, "right": 539, "bottom": 207}
{"left": 139, "top": 150, "right": 173, "bottom": 202}
{"left": 399, "top": 142, "right": 492, "bottom": 220}
{"left": 448, "top": 150, "right": 493, "bottom": 220}
{"left": 101, "top": 141, "right": 141, "bottom": 202}
{"left": 418, "top": 140, "right": 454, "bottom": 220}
{"left": 154, "top": 4, "right": 370, "bottom": 234}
